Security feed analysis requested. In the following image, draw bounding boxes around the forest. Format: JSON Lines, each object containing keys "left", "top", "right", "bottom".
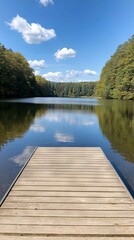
{"left": 36, "top": 76, "right": 96, "bottom": 98}
{"left": 0, "top": 44, "right": 96, "bottom": 98}
{"left": 95, "top": 35, "right": 134, "bottom": 100}
{"left": 0, "top": 35, "right": 134, "bottom": 99}
{"left": 0, "top": 44, "right": 39, "bottom": 98}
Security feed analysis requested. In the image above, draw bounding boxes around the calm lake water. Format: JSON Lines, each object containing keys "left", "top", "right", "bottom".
{"left": 0, "top": 97, "right": 134, "bottom": 201}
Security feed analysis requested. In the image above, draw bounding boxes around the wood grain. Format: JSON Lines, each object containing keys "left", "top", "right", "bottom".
{"left": 0, "top": 147, "right": 133, "bottom": 239}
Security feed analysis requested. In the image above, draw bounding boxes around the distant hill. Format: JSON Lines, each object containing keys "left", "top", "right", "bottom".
{"left": 96, "top": 36, "right": 134, "bottom": 100}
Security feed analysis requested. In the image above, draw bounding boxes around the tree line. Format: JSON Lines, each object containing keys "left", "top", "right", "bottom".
{"left": 0, "top": 35, "right": 134, "bottom": 100}
{"left": 0, "top": 43, "right": 96, "bottom": 98}
{"left": 36, "top": 76, "right": 96, "bottom": 98}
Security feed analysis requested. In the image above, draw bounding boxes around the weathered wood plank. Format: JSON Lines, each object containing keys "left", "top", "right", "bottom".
{"left": 23, "top": 170, "right": 115, "bottom": 174}
{"left": 25, "top": 167, "right": 113, "bottom": 171}
{"left": 2, "top": 202, "right": 134, "bottom": 210}
{"left": 13, "top": 186, "right": 124, "bottom": 192}
{"left": 28, "top": 163, "right": 109, "bottom": 165}
{"left": 9, "top": 190, "right": 128, "bottom": 197}
{"left": 31, "top": 158, "right": 105, "bottom": 161}
{"left": 21, "top": 173, "right": 117, "bottom": 178}
{"left": 4, "top": 196, "right": 132, "bottom": 203}
{"left": 1, "top": 209, "right": 134, "bottom": 217}
{"left": 15, "top": 181, "right": 122, "bottom": 187}
{"left": 0, "top": 147, "right": 133, "bottom": 239}
{"left": 20, "top": 175, "right": 118, "bottom": 179}
{"left": 0, "top": 216, "right": 134, "bottom": 225}
{"left": 30, "top": 160, "right": 107, "bottom": 163}
{"left": 0, "top": 236, "right": 134, "bottom": 240}
{"left": 22, "top": 169, "right": 116, "bottom": 174}
{"left": 0, "top": 225, "right": 134, "bottom": 235}
{"left": 17, "top": 177, "right": 121, "bottom": 182}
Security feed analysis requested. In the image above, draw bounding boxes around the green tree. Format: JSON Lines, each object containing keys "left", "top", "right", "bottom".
{"left": 35, "top": 75, "right": 50, "bottom": 96}
{"left": 96, "top": 36, "right": 134, "bottom": 100}
{"left": 0, "top": 44, "right": 39, "bottom": 98}
{"left": 0, "top": 44, "right": 97, "bottom": 98}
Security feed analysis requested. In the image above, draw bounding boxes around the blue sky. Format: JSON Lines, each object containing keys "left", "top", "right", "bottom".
{"left": 0, "top": 0, "right": 134, "bottom": 82}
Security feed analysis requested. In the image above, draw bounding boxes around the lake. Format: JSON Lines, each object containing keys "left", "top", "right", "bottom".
{"left": 0, "top": 97, "right": 134, "bottom": 201}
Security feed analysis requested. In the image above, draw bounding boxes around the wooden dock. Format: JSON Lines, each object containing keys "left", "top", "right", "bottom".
{"left": 0, "top": 147, "right": 134, "bottom": 239}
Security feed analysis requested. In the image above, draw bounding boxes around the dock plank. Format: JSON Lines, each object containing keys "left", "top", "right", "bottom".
{"left": 1, "top": 237, "right": 134, "bottom": 240}
{"left": 1, "top": 216, "right": 134, "bottom": 225}
{"left": 2, "top": 202, "right": 134, "bottom": 210}
{"left": 1, "top": 208, "right": 134, "bottom": 217}
{"left": 0, "top": 147, "right": 133, "bottom": 239}
{"left": 1, "top": 225, "right": 134, "bottom": 235}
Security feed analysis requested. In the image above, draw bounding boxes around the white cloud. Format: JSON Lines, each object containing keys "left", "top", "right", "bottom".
{"left": 42, "top": 71, "right": 63, "bottom": 81}
{"left": 7, "top": 15, "right": 56, "bottom": 44}
{"left": 28, "top": 60, "right": 46, "bottom": 69}
{"left": 54, "top": 48, "right": 76, "bottom": 60}
{"left": 83, "top": 69, "right": 97, "bottom": 76}
{"left": 66, "top": 70, "right": 81, "bottom": 79}
{"left": 10, "top": 147, "right": 34, "bottom": 166}
{"left": 39, "top": 0, "right": 54, "bottom": 7}
{"left": 30, "top": 124, "right": 46, "bottom": 133}
{"left": 43, "top": 69, "right": 97, "bottom": 82}
{"left": 55, "top": 133, "right": 74, "bottom": 143}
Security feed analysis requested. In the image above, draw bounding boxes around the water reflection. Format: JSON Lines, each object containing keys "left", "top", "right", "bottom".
{"left": 10, "top": 146, "right": 34, "bottom": 166}
{"left": 0, "top": 98, "right": 134, "bottom": 199}
{"left": 30, "top": 125, "right": 46, "bottom": 133}
{"left": 0, "top": 100, "right": 133, "bottom": 163}
{"left": 55, "top": 133, "right": 74, "bottom": 143}
{"left": 43, "top": 109, "right": 96, "bottom": 126}
{"left": 0, "top": 102, "right": 47, "bottom": 149}
{"left": 96, "top": 100, "right": 134, "bottom": 163}
{"left": 5, "top": 97, "right": 99, "bottom": 106}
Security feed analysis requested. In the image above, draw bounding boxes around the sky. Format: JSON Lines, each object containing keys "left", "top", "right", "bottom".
{"left": 0, "top": 0, "right": 134, "bottom": 82}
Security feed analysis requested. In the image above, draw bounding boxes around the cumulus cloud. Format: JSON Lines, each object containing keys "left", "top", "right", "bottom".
{"left": 66, "top": 69, "right": 97, "bottom": 79}
{"left": 28, "top": 60, "right": 46, "bottom": 69}
{"left": 83, "top": 69, "right": 97, "bottom": 76}
{"left": 42, "top": 71, "right": 63, "bottom": 81}
{"left": 39, "top": 0, "right": 54, "bottom": 6}
{"left": 43, "top": 69, "right": 97, "bottom": 82}
{"left": 55, "top": 133, "right": 74, "bottom": 143}
{"left": 7, "top": 15, "right": 56, "bottom": 44}
{"left": 66, "top": 70, "right": 81, "bottom": 79}
{"left": 54, "top": 48, "right": 76, "bottom": 60}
